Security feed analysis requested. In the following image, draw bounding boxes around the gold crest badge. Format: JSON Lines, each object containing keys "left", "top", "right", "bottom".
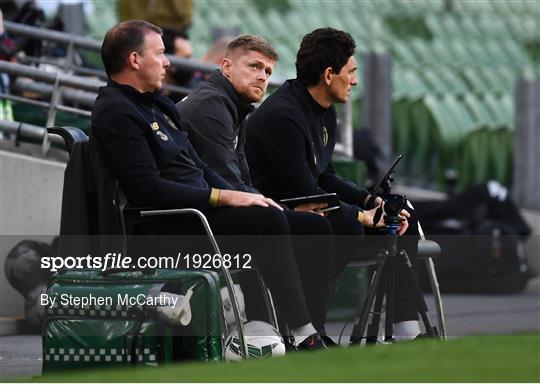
{"left": 150, "top": 122, "right": 160, "bottom": 131}
{"left": 322, "top": 126, "right": 329, "bottom": 147}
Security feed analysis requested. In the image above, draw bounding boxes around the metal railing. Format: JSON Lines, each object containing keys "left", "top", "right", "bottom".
{"left": 3, "top": 21, "right": 283, "bottom": 86}
{"left": 14, "top": 78, "right": 97, "bottom": 107}
{"left": 0, "top": 60, "right": 100, "bottom": 122}
{"left": 0, "top": 119, "right": 64, "bottom": 147}
{"left": 3, "top": 21, "right": 354, "bottom": 157}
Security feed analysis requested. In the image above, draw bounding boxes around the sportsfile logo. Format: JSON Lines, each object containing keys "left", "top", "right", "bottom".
{"left": 40, "top": 252, "right": 253, "bottom": 272}
{"left": 40, "top": 253, "right": 177, "bottom": 272}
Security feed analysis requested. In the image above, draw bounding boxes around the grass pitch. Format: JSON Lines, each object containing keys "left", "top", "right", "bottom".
{"left": 35, "top": 335, "right": 539, "bottom": 382}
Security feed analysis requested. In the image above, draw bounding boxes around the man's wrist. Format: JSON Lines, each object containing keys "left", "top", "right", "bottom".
{"left": 209, "top": 188, "right": 221, "bottom": 207}
{"left": 364, "top": 193, "right": 378, "bottom": 209}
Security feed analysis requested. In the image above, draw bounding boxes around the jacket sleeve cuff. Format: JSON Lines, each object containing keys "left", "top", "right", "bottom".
{"left": 209, "top": 188, "right": 221, "bottom": 207}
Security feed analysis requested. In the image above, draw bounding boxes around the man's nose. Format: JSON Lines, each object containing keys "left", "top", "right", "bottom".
{"left": 258, "top": 69, "right": 269, "bottom": 80}
{"left": 163, "top": 56, "right": 171, "bottom": 68}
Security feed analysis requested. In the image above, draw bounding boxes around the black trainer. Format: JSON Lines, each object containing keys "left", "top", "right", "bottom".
{"left": 297, "top": 333, "right": 328, "bottom": 351}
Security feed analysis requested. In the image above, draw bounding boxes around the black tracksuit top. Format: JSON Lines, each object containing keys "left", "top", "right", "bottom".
{"left": 91, "top": 80, "right": 231, "bottom": 210}
{"left": 175, "top": 70, "right": 257, "bottom": 193}
{"left": 245, "top": 79, "right": 370, "bottom": 218}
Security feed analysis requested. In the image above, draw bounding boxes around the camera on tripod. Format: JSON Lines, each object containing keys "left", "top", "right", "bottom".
{"left": 349, "top": 155, "right": 442, "bottom": 344}
{"left": 382, "top": 194, "right": 407, "bottom": 225}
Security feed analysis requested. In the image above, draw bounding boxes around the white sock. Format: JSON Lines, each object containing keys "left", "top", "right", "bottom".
{"left": 393, "top": 320, "right": 421, "bottom": 341}
{"left": 291, "top": 323, "right": 317, "bottom": 346}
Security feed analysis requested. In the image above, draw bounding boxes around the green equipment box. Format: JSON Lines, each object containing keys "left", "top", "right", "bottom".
{"left": 42, "top": 269, "right": 224, "bottom": 372}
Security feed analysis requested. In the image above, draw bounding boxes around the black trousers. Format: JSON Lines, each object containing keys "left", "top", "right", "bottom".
{"left": 152, "top": 206, "right": 333, "bottom": 332}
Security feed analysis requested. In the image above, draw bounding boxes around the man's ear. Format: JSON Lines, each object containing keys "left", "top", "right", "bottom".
{"left": 221, "top": 57, "right": 232, "bottom": 78}
{"left": 323, "top": 67, "right": 333, "bottom": 86}
{"left": 128, "top": 52, "right": 140, "bottom": 71}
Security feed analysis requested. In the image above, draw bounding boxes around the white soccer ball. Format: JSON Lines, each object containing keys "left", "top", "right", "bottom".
{"left": 220, "top": 284, "right": 246, "bottom": 328}
{"left": 224, "top": 321, "right": 286, "bottom": 361}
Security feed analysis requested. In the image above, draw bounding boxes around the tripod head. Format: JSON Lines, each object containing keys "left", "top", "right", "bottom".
{"left": 368, "top": 155, "right": 408, "bottom": 234}
{"left": 383, "top": 194, "right": 407, "bottom": 234}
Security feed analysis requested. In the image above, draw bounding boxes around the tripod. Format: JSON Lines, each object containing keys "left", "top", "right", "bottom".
{"left": 349, "top": 213, "right": 439, "bottom": 344}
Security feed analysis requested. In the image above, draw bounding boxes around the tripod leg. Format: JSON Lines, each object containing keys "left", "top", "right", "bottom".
{"left": 366, "top": 271, "right": 386, "bottom": 344}
{"left": 399, "top": 250, "right": 437, "bottom": 337}
{"left": 384, "top": 252, "right": 396, "bottom": 342}
{"left": 350, "top": 251, "right": 388, "bottom": 344}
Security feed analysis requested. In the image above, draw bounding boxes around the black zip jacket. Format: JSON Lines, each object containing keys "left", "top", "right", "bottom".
{"left": 91, "top": 80, "right": 231, "bottom": 210}
{"left": 245, "top": 79, "right": 370, "bottom": 219}
{"left": 176, "top": 70, "right": 257, "bottom": 193}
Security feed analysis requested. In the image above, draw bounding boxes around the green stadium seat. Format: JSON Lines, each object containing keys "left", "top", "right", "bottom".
{"left": 448, "top": 39, "right": 473, "bottom": 65}
{"left": 459, "top": 128, "right": 491, "bottom": 187}
{"left": 461, "top": 68, "right": 494, "bottom": 93}
{"left": 392, "top": 66, "right": 427, "bottom": 170}
{"left": 454, "top": 0, "right": 495, "bottom": 14}
{"left": 187, "top": 0, "right": 531, "bottom": 192}
{"left": 500, "top": 39, "right": 529, "bottom": 68}
{"left": 443, "top": 94, "right": 475, "bottom": 138}
{"left": 439, "top": 69, "right": 471, "bottom": 95}
{"left": 391, "top": 41, "right": 419, "bottom": 66}
{"left": 490, "top": 127, "right": 513, "bottom": 185}
{"left": 490, "top": 0, "right": 514, "bottom": 15}
{"left": 483, "top": 93, "right": 514, "bottom": 128}
{"left": 413, "top": 0, "right": 445, "bottom": 13}
{"left": 477, "top": 16, "right": 512, "bottom": 39}
{"left": 420, "top": 69, "right": 452, "bottom": 95}
{"left": 460, "top": 16, "right": 484, "bottom": 40}
{"left": 431, "top": 40, "right": 456, "bottom": 66}
{"left": 424, "top": 14, "right": 444, "bottom": 39}
{"left": 371, "top": 0, "right": 395, "bottom": 14}
{"left": 463, "top": 94, "right": 497, "bottom": 127}
{"left": 441, "top": 15, "right": 464, "bottom": 38}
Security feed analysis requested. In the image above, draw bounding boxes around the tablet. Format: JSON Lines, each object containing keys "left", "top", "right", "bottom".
{"left": 371, "top": 154, "right": 402, "bottom": 196}
{"left": 280, "top": 193, "right": 340, "bottom": 210}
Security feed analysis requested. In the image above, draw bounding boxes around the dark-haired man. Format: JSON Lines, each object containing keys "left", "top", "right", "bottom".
{"left": 245, "top": 28, "right": 422, "bottom": 340}
{"left": 91, "top": 20, "right": 330, "bottom": 350}
{"left": 176, "top": 34, "right": 335, "bottom": 348}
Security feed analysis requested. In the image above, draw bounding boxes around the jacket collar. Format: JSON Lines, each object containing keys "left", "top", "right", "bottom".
{"left": 289, "top": 79, "right": 329, "bottom": 115}
{"left": 208, "top": 70, "right": 254, "bottom": 121}
{"left": 108, "top": 79, "right": 160, "bottom": 107}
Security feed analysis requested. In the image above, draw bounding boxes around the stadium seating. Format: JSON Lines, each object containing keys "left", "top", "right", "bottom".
{"left": 10, "top": 0, "right": 535, "bottom": 192}
{"left": 186, "top": 0, "right": 537, "bottom": 191}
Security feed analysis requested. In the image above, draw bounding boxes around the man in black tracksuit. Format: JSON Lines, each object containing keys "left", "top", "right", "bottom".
{"left": 245, "top": 28, "right": 423, "bottom": 340}
{"left": 176, "top": 34, "right": 420, "bottom": 343}
{"left": 176, "top": 36, "right": 334, "bottom": 348}
{"left": 175, "top": 69, "right": 256, "bottom": 193}
{"left": 91, "top": 20, "right": 328, "bottom": 350}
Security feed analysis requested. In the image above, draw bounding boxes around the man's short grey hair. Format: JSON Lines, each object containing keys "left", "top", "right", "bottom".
{"left": 226, "top": 34, "right": 279, "bottom": 62}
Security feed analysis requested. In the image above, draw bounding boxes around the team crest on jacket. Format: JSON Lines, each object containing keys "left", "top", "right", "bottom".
{"left": 322, "top": 126, "right": 328, "bottom": 147}
{"left": 150, "top": 122, "right": 159, "bottom": 131}
{"left": 156, "top": 131, "right": 168, "bottom": 141}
